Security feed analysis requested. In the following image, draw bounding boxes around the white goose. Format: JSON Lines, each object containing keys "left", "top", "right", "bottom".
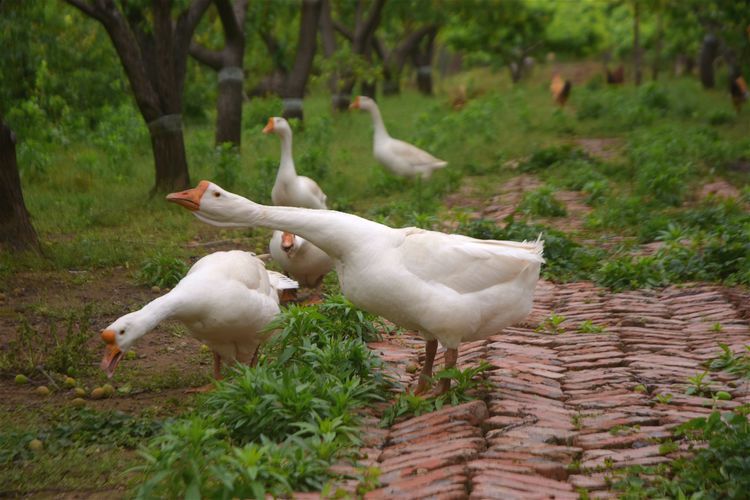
{"left": 99, "top": 251, "right": 297, "bottom": 388}
{"left": 350, "top": 95, "right": 447, "bottom": 179}
{"left": 264, "top": 116, "right": 327, "bottom": 209}
{"left": 269, "top": 231, "right": 334, "bottom": 288}
{"left": 167, "top": 182, "right": 544, "bottom": 394}
{"left": 263, "top": 116, "right": 333, "bottom": 287}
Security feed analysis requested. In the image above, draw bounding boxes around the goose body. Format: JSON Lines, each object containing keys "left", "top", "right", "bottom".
{"left": 167, "top": 182, "right": 543, "bottom": 393}
{"left": 351, "top": 95, "right": 447, "bottom": 179}
{"left": 269, "top": 230, "right": 334, "bottom": 288}
{"left": 99, "top": 251, "right": 297, "bottom": 380}
{"left": 264, "top": 116, "right": 327, "bottom": 209}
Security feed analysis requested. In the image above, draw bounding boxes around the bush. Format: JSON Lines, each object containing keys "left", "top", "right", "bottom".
{"left": 136, "top": 253, "right": 188, "bottom": 289}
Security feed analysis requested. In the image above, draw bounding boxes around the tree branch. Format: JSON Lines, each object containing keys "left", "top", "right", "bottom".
{"left": 189, "top": 41, "right": 224, "bottom": 70}
{"left": 215, "top": 0, "right": 242, "bottom": 44}
{"left": 62, "top": 0, "right": 101, "bottom": 21}
{"left": 333, "top": 19, "right": 353, "bottom": 41}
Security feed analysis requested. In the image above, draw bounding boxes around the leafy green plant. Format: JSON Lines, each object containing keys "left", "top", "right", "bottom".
{"left": 536, "top": 313, "right": 566, "bottom": 334}
{"left": 707, "top": 343, "right": 750, "bottom": 379}
{"left": 685, "top": 370, "right": 713, "bottom": 397}
{"left": 578, "top": 320, "right": 604, "bottom": 334}
{"left": 613, "top": 406, "right": 750, "bottom": 499}
{"left": 135, "top": 252, "right": 188, "bottom": 289}
{"left": 0, "top": 307, "right": 96, "bottom": 377}
{"left": 214, "top": 142, "right": 240, "bottom": 189}
{"left": 381, "top": 362, "right": 492, "bottom": 427}
{"left": 518, "top": 186, "right": 567, "bottom": 217}
{"left": 594, "top": 255, "right": 667, "bottom": 291}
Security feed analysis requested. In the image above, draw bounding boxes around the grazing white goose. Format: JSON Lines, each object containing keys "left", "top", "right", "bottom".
{"left": 269, "top": 230, "right": 334, "bottom": 288}
{"left": 264, "top": 116, "right": 327, "bottom": 209}
{"left": 167, "top": 182, "right": 544, "bottom": 394}
{"left": 99, "top": 251, "right": 298, "bottom": 388}
{"left": 350, "top": 95, "right": 447, "bottom": 179}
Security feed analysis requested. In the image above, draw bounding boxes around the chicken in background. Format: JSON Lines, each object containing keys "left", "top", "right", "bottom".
{"left": 606, "top": 65, "right": 625, "bottom": 84}
{"left": 550, "top": 73, "right": 572, "bottom": 107}
{"left": 730, "top": 76, "right": 749, "bottom": 113}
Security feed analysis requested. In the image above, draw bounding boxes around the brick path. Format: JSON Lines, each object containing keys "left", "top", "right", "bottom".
{"left": 358, "top": 281, "right": 750, "bottom": 499}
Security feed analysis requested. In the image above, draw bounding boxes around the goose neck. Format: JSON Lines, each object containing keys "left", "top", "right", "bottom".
{"left": 367, "top": 105, "right": 390, "bottom": 142}
{"left": 277, "top": 129, "right": 296, "bottom": 176}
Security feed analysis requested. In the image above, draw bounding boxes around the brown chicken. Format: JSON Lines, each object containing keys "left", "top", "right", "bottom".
{"left": 731, "top": 76, "right": 749, "bottom": 113}
{"left": 606, "top": 65, "right": 625, "bottom": 84}
{"left": 550, "top": 73, "right": 572, "bottom": 107}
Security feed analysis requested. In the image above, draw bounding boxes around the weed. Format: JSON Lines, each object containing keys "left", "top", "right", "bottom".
{"left": 685, "top": 371, "right": 713, "bottom": 397}
{"left": 578, "top": 320, "right": 605, "bottom": 334}
{"left": 135, "top": 252, "right": 188, "bottom": 289}
{"left": 707, "top": 343, "right": 750, "bottom": 379}
{"left": 655, "top": 393, "right": 673, "bottom": 405}
{"left": 518, "top": 186, "right": 567, "bottom": 217}
{"left": 536, "top": 313, "right": 566, "bottom": 334}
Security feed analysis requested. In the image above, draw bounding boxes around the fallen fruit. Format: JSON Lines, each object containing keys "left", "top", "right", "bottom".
{"left": 28, "top": 439, "right": 43, "bottom": 452}
{"left": 14, "top": 374, "right": 28, "bottom": 385}
{"left": 35, "top": 386, "right": 50, "bottom": 396}
{"left": 90, "top": 387, "right": 106, "bottom": 399}
{"left": 101, "top": 384, "right": 115, "bottom": 396}
{"left": 715, "top": 391, "right": 732, "bottom": 400}
{"left": 125, "top": 351, "right": 137, "bottom": 360}
{"left": 71, "top": 397, "right": 86, "bottom": 407}
{"left": 73, "top": 387, "right": 87, "bottom": 397}
{"left": 405, "top": 364, "right": 419, "bottom": 374}
{"left": 64, "top": 376, "right": 76, "bottom": 388}
{"left": 200, "top": 344, "right": 211, "bottom": 353}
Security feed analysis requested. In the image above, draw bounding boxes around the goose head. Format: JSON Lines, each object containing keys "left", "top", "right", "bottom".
{"left": 166, "top": 180, "right": 257, "bottom": 228}
{"left": 99, "top": 312, "right": 149, "bottom": 378}
{"left": 349, "top": 95, "right": 376, "bottom": 112}
{"left": 280, "top": 231, "right": 298, "bottom": 256}
{"left": 262, "top": 116, "right": 291, "bottom": 136}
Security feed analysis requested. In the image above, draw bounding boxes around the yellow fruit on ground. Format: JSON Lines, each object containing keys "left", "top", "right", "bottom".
{"left": 35, "top": 386, "right": 50, "bottom": 396}
{"left": 28, "top": 439, "right": 43, "bottom": 452}
{"left": 71, "top": 398, "right": 86, "bottom": 407}
{"left": 14, "top": 374, "right": 28, "bottom": 384}
{"left": 101, "top": 384, "right": 115, "bottom": 396}
{"left": 90, "top": 387, "right": 106, "bottom": 399}
{"left": 64, "top": 376, "right": 76, "bottom": 388}
{"left": 73, "top": 387, "right": 87, "bottom": 397}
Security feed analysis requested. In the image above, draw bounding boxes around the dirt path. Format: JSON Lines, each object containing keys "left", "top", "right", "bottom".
{"left": 356, "top": 281, "right": 750, "bottom": 499}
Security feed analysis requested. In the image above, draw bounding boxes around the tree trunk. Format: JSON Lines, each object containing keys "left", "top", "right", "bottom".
{"left": 282, "top": 0, "right": 323, "bottom": 121}
{"left": 148, "top": 115, "right": 191, "bottom": 193}
{"left": 64, "top": 0, "right": 211, "bottom": 193}
{"left": 652, "top": 7, "right": 663, "bottom": 81}
{"left": 376, "top": 25, "right": 436, "bottom": 96}
{"left": 699, "top": 34, "right": 719, "bottom": 88}
{"left": 190, "top": 0, "right": 248, "bottom": 148}
{"left": 412, "top": 26, "right": 437, "bottom": 95}
{"left": 0, "top": 121, "right": 39, "bottom": 252}
{"left": 633, "top": 0, "right": 642, "bottom": 86}
{"left": 319, "top": 0, "right": 348, "bottom": 110}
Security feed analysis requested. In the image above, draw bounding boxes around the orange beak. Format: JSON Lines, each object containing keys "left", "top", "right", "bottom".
{"left": 349, "top": 96, "right": 360, "bottom": 110}
{"left": 281, "top": 232, "right": 295, "bottom": 253}
{"left": 166, "top": 180, "right": 209, "bottom": 211}
{"left": 100, "top": 329, "right": 123, "bottom": 378}
{"left": 262, "top": 118, "right": 274, "bottom": 134}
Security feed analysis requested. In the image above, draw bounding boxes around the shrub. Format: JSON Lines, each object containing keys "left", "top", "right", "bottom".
{"left": 136, "top": 253, "right": 188, "bottom": 289}
{"left": 518, "top": 186, "right": 568, "bottom": 217}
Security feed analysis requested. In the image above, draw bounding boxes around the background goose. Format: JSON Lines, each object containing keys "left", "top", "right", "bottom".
{"left": 269, "top": 230, "right": 334, "bottom": 288}
{"left": 350, "top": 95, "right": 447, "bottom": 179}
{"left": 99, "top": 250, "right": 297, "bottom": 389}
{"left": 264, "top": 116, "right": 327, "bottom": 209}
{"left": 167, "top": 182, "right": 544, "bottom": 394}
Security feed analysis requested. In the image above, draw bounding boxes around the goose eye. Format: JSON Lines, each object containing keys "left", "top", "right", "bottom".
{"left": 213, "top": 192, "right": 221, "bottom": 198}
{"left": 119, "top": 330, "right": 125, "bottom": 336}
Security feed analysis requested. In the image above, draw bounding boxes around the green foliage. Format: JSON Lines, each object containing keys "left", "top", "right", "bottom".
{"left": 685, "top": 370, "right": 713, "bottom": 397}
{"left": 214, "top": 143, "right": 240, "bottom": 190}
{"left": 578, "top": 320, "right": 605, "bottom": 334}
{"left": 1, "top": 408, "right": 162, "bottom": 465}
{"left": 0, "top": 307, "right": 96, "bottom": 377}
{"left": 381, "top": 362, "right": 492, "bottom": 427}
{"left": 614, "top": 406, "right": 750, "bottom": 499}
{"left": 518, "top": 186, "right": 567, "bottom": 217}
{"left": 594, "top": 255, "right": 667, "bottom": 292}
{"left": 135, "top": 295, "right": 391, "bottom": 497}
{"left": 135, "top": 253, "right": 188, "bottom": 289}
{"left": 707, "top": 343, "right": 750, "bottom": 379}
{"left": 536, "top": 313, "right": 567, "bottom": 335}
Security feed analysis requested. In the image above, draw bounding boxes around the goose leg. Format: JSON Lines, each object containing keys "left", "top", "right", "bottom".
{"left": 437, "top": 348, "right": 458, "bottom": 395}
{"left": 414, "top": 340, "right": 438, "bottom": 394}
{"left": 213, "top": 352, "right": 223, "bottom": 380}
{"left": 186, "top": 352, "right": 222, "bottom": 393}
{"left": 249, "top": 346, "right": 260, "bottom": 367}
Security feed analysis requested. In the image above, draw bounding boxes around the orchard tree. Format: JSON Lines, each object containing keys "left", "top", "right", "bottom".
{"left": 63, "top": 0, "right": 213, "bottom": 194}
{"left": 0, "top": 120, "right": 39, "bottom": 252}
{"left": 190, "top": 0, "right": 249, "bottom": 148}
{"left": 445, "top": 0, "right": 551, "bottom": 83}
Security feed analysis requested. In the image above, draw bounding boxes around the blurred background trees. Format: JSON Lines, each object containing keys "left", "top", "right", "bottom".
{"left": 0, "top": 0, "right": 748, "bottom": 217}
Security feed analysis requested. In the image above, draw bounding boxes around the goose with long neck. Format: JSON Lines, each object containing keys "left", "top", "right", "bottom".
{"left": 350, "top": 95, "right": 448, "bottom": 180}
{"left": 99, "top": 250, "right": 297, "bottom": 389}
{"left": 167, "top": 181, "right": 544, "bottom": 394}
{"left": 264, "top": 116, "right": 327, "bottom": 209}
